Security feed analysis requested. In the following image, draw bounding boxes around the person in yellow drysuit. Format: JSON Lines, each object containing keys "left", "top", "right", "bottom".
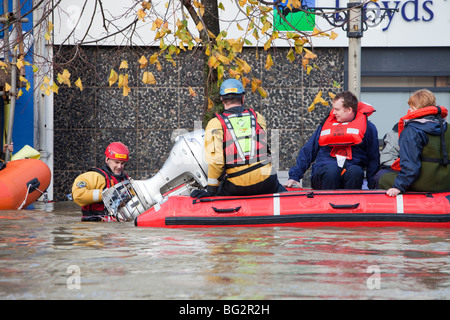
{"left": 191, "top": 79, "right": 286, "bottom": 198}
{"left": 72, "top": 142, "right": 130, "bottom": 221}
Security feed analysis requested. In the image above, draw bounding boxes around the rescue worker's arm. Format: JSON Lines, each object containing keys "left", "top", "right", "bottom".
{"left": 72, "top": 171, "right": 107, "bottom": 207}
{"left": 204, "top": 118, "right": 225, "bottom": 194}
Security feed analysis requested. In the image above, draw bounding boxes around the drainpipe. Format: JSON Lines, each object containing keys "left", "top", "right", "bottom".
{"left": 33, "top": 0, "right": 54, "bottom": 201}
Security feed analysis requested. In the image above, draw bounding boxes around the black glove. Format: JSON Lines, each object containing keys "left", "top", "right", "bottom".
{"left": 190, "top": 189, "right": 215, "bottom": 198}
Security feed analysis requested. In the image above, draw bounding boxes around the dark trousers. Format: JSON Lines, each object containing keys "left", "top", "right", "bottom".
{"left": 218, "top": 174, "right": 287, "bottom": 196}
{"left": 311, "top": 165, "right": 364, "bottom": 190}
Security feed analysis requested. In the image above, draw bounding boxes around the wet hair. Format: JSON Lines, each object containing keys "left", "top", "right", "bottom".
{"left": 408, "top": 89, "right": 436, "bottom": 110}
{"left": 332, "top": 91, "right": 358, "bottom": 114}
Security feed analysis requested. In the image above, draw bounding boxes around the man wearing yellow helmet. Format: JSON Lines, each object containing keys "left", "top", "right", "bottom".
{"left": 192, "top": 79, "right": 286, "bottom": 198}
{"left": 72, "top": 142, "right": 130, "bottom": 221}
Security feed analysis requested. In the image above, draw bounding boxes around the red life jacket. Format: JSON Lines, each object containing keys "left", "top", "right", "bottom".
{"left": 391, "top": 105, "right": 448, "bottom": 171}
{"left": 215, "top": 108, "right": 269, "bottom": 168}
{"left": 318, "top": 102, "right": 375, "bottom": 160}
{"left": 81, "top": 167, "right": 129, "bottom": 221}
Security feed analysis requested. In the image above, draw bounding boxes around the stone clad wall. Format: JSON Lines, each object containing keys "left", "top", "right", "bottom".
{"left": 53, "top": 46, "right": 344, "bottom": 201}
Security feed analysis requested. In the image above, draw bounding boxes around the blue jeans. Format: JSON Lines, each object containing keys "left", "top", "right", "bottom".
{"left": 311, "top": 165, "right": 364, "bottom": 189}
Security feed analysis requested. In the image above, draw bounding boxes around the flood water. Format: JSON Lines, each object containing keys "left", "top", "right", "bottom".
{"left": 0, "top": 201, "right": 449, "bottom": 301}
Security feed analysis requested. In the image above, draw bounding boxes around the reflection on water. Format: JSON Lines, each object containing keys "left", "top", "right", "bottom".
{"left": 0, "top": 201, "right": 449, "bottom": 300}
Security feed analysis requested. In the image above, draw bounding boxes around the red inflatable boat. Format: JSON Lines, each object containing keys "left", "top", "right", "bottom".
{"left": 135, "top": 189, "right": 450, "bottom": 228}
{"left": 0, "top": 159, "right": 51, "bottom": 210}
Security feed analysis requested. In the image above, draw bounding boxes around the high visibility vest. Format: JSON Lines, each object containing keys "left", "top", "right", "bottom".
{"left": 215, "top": 108, "right": 269, "bottom": 168}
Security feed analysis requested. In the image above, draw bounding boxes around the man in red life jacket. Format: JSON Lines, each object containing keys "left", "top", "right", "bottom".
{"left": 192, "top": 78, "right": 286, "bottom": 198}
{"left": 286, "top": 91, "right": 380, "bottom": 190}
{"left": 72, "top": 142, "right": 130, "bottom": 221}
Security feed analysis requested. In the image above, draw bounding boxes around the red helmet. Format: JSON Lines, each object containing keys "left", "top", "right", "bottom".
{"left": 105, "top": 142, "right": 129, "bottom": 161}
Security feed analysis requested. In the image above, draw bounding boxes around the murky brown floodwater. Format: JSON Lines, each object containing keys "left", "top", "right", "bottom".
{"left": 0, "top": 201, "right": 449, "bottom": 300}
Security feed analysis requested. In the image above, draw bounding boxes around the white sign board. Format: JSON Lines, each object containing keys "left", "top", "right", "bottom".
{"left": 52, "top": 0, "right": 450, "bottom": 47}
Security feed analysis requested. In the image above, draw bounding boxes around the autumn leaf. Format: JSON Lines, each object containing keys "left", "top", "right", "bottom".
{"left": 109, "top": 69, "right": 118, "bottom": 86}
{"left": 207, "top": 98, "right": 214, "bottom": 110}
{"left": 118, "top": 74, "right": 128, "bottom": 88}
{"left": 265, "top": 54, "right": 273, "bottom": 70}
{"left": 141, "top": 1, "right": 151, "bottom": 10}
{"left": 286, "top": 48, "right": 295, "bottom": 63}
{"left": 4, "top": 82, "right": 11, "bottom": 92}
{"left": 75, "top": 78, "right": 83, "bottom": 91}
{"left": 119, "top": 60, "right": 128, "bottom": 69}
{"left": 17, "top": 89, "right": 23, "bottom": 99}
{"left": 16, "top": 59, "right": 25, "bottom": 70}
{"left": 142, "top": 71, "right": 156, "bottom": 84}
{"left": 304, "top": 48, "right": 317, "bottom": 59}
{"left": 138, "top": 55, "right": 148, "bottom": 68}
{"left": 196, "top": 22, "right": 204, "bottom": 31}
{"left": 137, "top": 9, "right": 146, "bottom": 20}
{"left": 123, "top": 85, "right": 130, "bottom": 97}
{"left": 57, "top": 69, "right": 71, "bottom": 86}
{"left": 50, "top": 82, "right": 59, "bottom": 94}
{"left": 188, "top": 86, "right": 197, "bottom": 97}
{"left": 258, "top": 87, "right": 268, "bottom": 98}
{"left": 330, "top": 31, "right": 338, "bottom": 40}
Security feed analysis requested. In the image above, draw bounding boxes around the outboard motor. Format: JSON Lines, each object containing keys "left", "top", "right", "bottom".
{"left": 102, "top": 130, "right": 208, "bottom": 222}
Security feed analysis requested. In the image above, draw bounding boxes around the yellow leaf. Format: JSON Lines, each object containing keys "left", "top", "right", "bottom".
{"left": 142, "top": 71, "right": 156, "bottom": 85}
{"left": 263, "top": 39, "right": 271, "bottom": 51}
{"left": 237, "top": 23, "right": 243, "bottom": 31}
{"left": 75, "top": 78, "right": 83, "bottom": 91}
{"left": 196, "top": 22, "right": 204, "bottom": 31}
{"left": 286, "top": 48, "right": 295, "bottom": 63}
{"left": 142, "top": 1, "right": 151, "bottom": 10}
{"left": 258, "top": 87, "right": 268, "bottom": 98}
{"left": 304, "top": 48, "right": 317, "bottom": 59}
{"left": 308, "top": 102, "right": 315, "bottom": 112}
{"left": 242, "top": 77, "right": 250, "bottom": 88}
{"left": 44, "top": 32, "right": 51, "bottom": 41}
{"left": 44, "top": 76, "right": 50, "bottom": 84}
{"left": 137, "top": 9, "right": 146, "bottom": 20}
{"left": 123, "top": 85, "right": 131, "bottom": 97}
{"left": 39, "top": 83, "right": 46, "bottom": 92}
{"left": 17, "top": 89, "right": 23, "bottom": 99}
{"left": 188, "top": 86, "right": 197, "bottom": 97}
{"left": 16, "top": 59, "right": 25, "bottom": 70}
{"left": 50, "top": 82, "right": 59, "bottom": 94}
{"left": 207, "top": 98, "right": 214, "bottom": 110}
{"left": 149, "top": 53, "right": 159, "bottom": 64}
{"left": 217, "top": 65, "right": 224, "bottom": 80}
{"left": 265, "top": 54, "right": 273, "bottom": 70}
{"left": 45, "top": 87, "right": 51, "bottom": 96}
{"left": 0, "top": 61, "right": 7, "bottom": 68}
{"left": 138, "top": 55, "right": 148, "bottom": 68}
{"left": 119, "top": 60, "right": 128, "bottom": 69}
{"left": 330, "top": 31, "right": 338, "bottom": 40}
{"left": 4, "top": 82, "right": 11, "bottom": 92}
{"left": 19, "top": 76, "right": 28, "bottom": 83}
{"left": 32, "top": 64, "right": 39, "bottom": 73}
{"left": 118, "top": 74, "right": 125, "bottom": 88}
{"left": 109, "top": 69, "right": 118, "bottom": 87}
{"left": 48, "top": 21, "right": 54, "bottom": 32}
{"left": 328, "top": 92, "right": 336, "bottom": 99}
{"left": 236, "top": 58, "right": 251, "bottom": 73}
{"left": 313, "top": 90, "right": 323, "bottom": 104}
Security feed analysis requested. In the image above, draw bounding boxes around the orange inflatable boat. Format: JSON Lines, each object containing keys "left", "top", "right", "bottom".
{"left": 0, "top": 159, "right": 51, "bottom": 210}
{"left": 135, "top": 189, "right": 450, "bottom": 228}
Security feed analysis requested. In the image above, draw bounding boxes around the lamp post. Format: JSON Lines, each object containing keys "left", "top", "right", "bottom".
{"left": 347, "top": 1, "right": 363, "bottom": 99}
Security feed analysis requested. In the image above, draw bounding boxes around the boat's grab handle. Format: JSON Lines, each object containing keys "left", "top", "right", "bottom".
{"left": 329, "top": 203, "right": 360, "bottom": 209}
{"left": 212, "top": 206, "right": 241, "bottom": 213}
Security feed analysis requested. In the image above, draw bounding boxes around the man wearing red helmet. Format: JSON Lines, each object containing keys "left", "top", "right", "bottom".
{"left": 72, "top": 142, "right": 130, "bottom": 221}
